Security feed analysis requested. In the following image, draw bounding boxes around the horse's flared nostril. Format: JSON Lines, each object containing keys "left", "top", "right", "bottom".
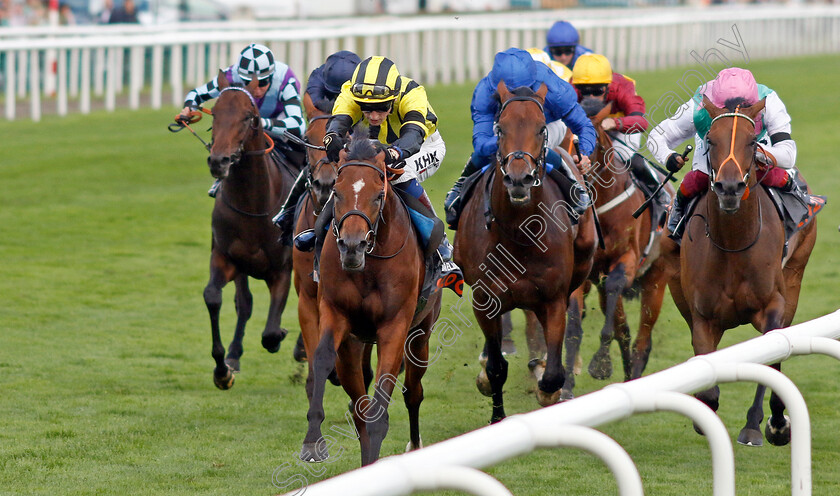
{"left": 503, "top": 174, "right": 513, "bottom": 187}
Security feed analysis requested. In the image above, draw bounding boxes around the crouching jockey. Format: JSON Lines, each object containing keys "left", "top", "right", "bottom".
{"left": 647, "top": 67, "right": 819, "bottom": 241}
{"left": 272, "top": 50, "right": 361, "bottom": 245}
{"left": 444, "top": 48, "right": 597, "bottom": 230}
{"left": 179, "top": 43, "right": 306, "bottom": 197}
{"left": 570, "top": 54, "right": 670, "bottom": 212}
{"left": 274, "top": 56, "right": 463, "bottom": 292}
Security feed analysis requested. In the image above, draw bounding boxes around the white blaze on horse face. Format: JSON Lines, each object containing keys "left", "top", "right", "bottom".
{"left": 352, "top": 179, "right": 365, "bottom": 208}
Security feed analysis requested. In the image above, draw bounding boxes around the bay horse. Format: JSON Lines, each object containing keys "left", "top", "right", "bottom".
{"left": 560, "top": 103, "right": 674, "bottom": 394}
{"left": 203, "top": 72, "right": 297, "bottom": 389}
{"left": 674, "top": 96, "right": 817, "bottom": 446}
{"left": 455, "top": 82, "right": 596, "bottom": 423}
{"left": 301, "top": 130, "right": 441, "bottom": 466}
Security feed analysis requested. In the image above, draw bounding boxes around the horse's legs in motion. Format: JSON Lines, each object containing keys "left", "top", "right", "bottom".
{"left": 262, "top": 265, "right": 293, "bottom": 353}
{"left": 362, "top": 343, "right": 375, "bottom": 392}
{"left": 501, "top": 312, "right": 516, "bottom": 355}
{"left": 765, "top": 362, "right": 791, "bottom": 446}
{"left": 589, "top": 263, "right": 627, "bottom": 380}
{"left": 364, "top": 319, "right": 412, "bottom": 465}
{"left": 536, "top": 299, "right": 569, "bottom": 406}
{"left": 204, "top": 250, "right": 235, "bottom": 390}
{"left": 525, "top": 309, "right": 547, "bottom": 385}
{"left": 561, "top": 287, "right": 585, "bottom": 400}
{"left": 403, "top": 323, "right": 433, "bottom": 452}
{"left": 737, "top": 384, "right": 767, "bottom": 446}
{"left": 476, "top": 310, "right": 508, "bottom": 423}
{"left": 301, "top": 311, "right": 348, "bottom": 462}
{"left": 298, "top": 290, "right": 320, "bottom": 401}
{"left": 226, "top": 274, "right": 252, "bottom": 373}
{"left": 334, "top": 338, "right": 371, "bottom": 464}
{"left": 631, "top": 260, "right": 668, "bottom": 379}
{"left": 691, "top": 316, "right": 722, "bottom": 433}
{"left": 612, "top": 298, "right": 632, "bottom": 381}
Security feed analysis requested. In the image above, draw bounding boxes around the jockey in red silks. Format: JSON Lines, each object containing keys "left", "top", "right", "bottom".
{"left": 647, "top": 67, "right": 810, "bottom": 240}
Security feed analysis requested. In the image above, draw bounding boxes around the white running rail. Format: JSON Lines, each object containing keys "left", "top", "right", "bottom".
{"left": 288, "top": 310, "right": 840, "bottom": 496}
{"left": 2, "top": 5, "right": 840, "bottom": 120}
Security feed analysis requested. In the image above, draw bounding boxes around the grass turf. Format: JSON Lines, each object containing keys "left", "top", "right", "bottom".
{"left": 1, "top": 54, "right": 839, "bottom": 495}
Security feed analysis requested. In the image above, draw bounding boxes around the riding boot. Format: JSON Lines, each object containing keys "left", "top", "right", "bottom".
{"left": 444, "top": 155, "right": 480, "bottom": 230}
{"left": 630, "top": 153, "right": 670, "bottom": 206}
{"left": 208, "top": 179, "right": 221, "bottom": 198}
{"left": 547, "top": 167, "right": 590, "bottom": 217}
{"left": 406, "top": 184, "right": 464, "bottom": 295}
{"left": 272, "top": 166, "right": 311, "bottom": 246}
{"left": 667, "top": 190, "right": 690, "bottom": 242}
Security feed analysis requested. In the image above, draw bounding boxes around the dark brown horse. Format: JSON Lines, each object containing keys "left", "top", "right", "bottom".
{"left": 455, "top": 83, "right": 595, "bottom": 422}
{"left": 203, "top": 72, "right": 297, "bottom": 389}
{"left": 301, "top": 131, "right": 441, "bottom": 466}
{"left": 673, "top": 96, "right": 817, "bottom": 446}
{"left": 559, "top": 104, "right": 674, "bottom": 393}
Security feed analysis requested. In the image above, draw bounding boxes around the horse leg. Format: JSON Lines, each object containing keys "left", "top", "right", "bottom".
{"left": 765, "top": 363, "right": 791, "bottom": 446}
{"left": 631, "top": 261, "right": 668, "bottom": 379}
{"left": 525, "top": 309, "right": 547, "bottom": 385}
{"left": 691, "top": 317, "right": 723, "bottom": 434}
{"left": 225, "top": 274, "right": 251, "bottom": 373}
{"left": 262, "top": 265, "right": 292, "bottom": 353}
{"left": 362, "top": 342, "right": 374, "bottom": 392}
{"left": 204, "top": 250, "right": 235, "bottom": 390}
{"left": 612, "top": 297, "right": 632, "bottom": 382}
{"left": 535, "top": 299, "right": 568, "bottom": 407}
{"left": 476, "top": 310, "right": 508, "bottom": 423}
{"left": 589, "top": 263, "right": 627, "bottom": 380}
{"left": 301, "top": 311, "right": 349, "bottom": 463}
{"left": 334, "top": 338, "right": 371, "bottom": 464}
{"left": 560, "top": 287, "right": 585, "bottom": 400}
{"left": 501, "top": 312, "right": 516, "bottom": 355}
{"left": 737, "top": 384, "right": 767, "bottom": 447}
{"left": 404, "top": 322, "right": 432, "bottom": 452}
{"left": 298, "top": 291, "right": 320, "bottom": 401}
{"left": 364, "top": 319, "right": 412, "bottom": 465}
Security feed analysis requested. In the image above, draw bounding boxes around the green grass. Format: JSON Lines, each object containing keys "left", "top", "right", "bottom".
{"left": 1, "top": 54, "right": 839, "bottom": 496}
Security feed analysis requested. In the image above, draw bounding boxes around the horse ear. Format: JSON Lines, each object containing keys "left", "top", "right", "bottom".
{"left": 535, "top": 83, "right": 548, "bottom": 101}
{"left": 302, "top": 91, "right": 317, "bottom": 118}
{"left": 217, "top": 70, "right": 229, "bottom": 90}
{"left": 743, "top": 97, "right": 766, "bottom": 119}
{"left": 593, "top": 101, "right": 612, "bottom": 123}
{"left": 702, "top": 95, "right": 724, "bottom": 119}
{"left": 496, "top": 80, "right": 511, "bottom": 101}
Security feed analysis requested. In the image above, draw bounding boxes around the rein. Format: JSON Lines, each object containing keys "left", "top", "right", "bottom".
{"left": 331, "top": 160, "right": 409, "bottom": 258}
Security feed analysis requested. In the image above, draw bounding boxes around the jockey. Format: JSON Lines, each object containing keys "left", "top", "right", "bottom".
{"left": 646, "top": 67, "right": 805, "bottom": 240}
{"left": 286, "top": 56, "right": 460, "bottom": 284}
{"left": 570, "top": 53, "right": 670, "bottom": 209}
{"left": 544, "top": 20, "right": 593, "bottom": 70}
{"left": 444, "top": 48, "right": 597, "bottom": 230}
{"left": 273, "top": 50, "right": 361, "bottom": 244}
{"left": 179, "top": 43, "right": 306, "bottom": 197}
{"left": 526, "top": 47, "right": 572, "bottom": 82}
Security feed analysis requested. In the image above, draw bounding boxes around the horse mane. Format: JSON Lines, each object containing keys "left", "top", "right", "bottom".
{"left": 723, "top": 97, "right": 752, "bottom": 112}
{"left": 313, "top": 97, "right": 335, "bottom": 114}
{"left": 345, "top": 126, "right": 381, "bottom": 161}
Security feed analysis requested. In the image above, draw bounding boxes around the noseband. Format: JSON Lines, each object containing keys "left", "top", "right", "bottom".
{"left": 495, "top": 95, "right": 548, "bottom": 186}
{"left": 214, "top": 87, "right": 274, "bottom": 160}
{"left": 332, "top": 161, "right": 388, "bottom": 254}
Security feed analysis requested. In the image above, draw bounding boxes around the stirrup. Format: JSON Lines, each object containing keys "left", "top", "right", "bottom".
{"left": 293, "top": 229, "right": 316, "bottom": 252}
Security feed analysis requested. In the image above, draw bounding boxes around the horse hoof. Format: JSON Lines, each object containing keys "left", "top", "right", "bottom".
{"left": 560, "top": 388, "right": 575, "bottom": 401}
{"left": 536, "top": 388, "right": 561, "bottom": 407}
{"left": 405, "top": 437, "right": 423, "bottom": 452}
{"left": 476, "top": 368, "right": 493, "bottom": 397}
{"left": 765, "top": 415, "right": 791, "bottom": 446}
{"left": 528, "top": 358, "right": 546, "bottom": 382}
{"left": 737, "top": 428, "right": 764, "bottom": 447}
{"left": 292, "top": 339, "right": 307, "bottom": 363}
{"left": 588, "top": 350, "right": 613, "bottom": 380}
{"left": 213, "top": 365, "right": 235, "bottom": 390}
{"left": 262, "top": 327, "right": 288, "bottom": 353}
{"left": 300, "top": 442, "right": 329, "bottom": 463}
{"left": 225, "top": 357, "right": 240, "bottom": 373}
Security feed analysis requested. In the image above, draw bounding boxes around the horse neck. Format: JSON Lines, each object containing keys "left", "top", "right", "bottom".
{"left": 707, "top": 177, "right": 762, "bottom": 247}
{"left": 378, "top": 182, "right": 410, "bottom": 245}
{"left": 590, "top": 138, "right": 630, "bottom": 200}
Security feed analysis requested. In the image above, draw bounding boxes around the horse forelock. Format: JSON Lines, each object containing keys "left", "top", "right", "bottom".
{"left": 722, "top": 97, "right": 752, "bottom": 113}
{"left": 345, "top": 127, "right": 380, "bottom": 161}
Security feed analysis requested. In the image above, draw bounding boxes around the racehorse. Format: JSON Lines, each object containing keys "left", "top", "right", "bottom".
{"left": 455, "top": 82, "right": 595, "bottom": 423}
{"left": 203, "top": 72, "right": 297, "bottom": 389}
{"left": 560, "top": 104, "right": 674, "bottom": 391}
{"left": 674, "top": 96, "right": 817, "bottom": 446}
{"left": 301, "top": 130, "right": 441, "bottom": 466}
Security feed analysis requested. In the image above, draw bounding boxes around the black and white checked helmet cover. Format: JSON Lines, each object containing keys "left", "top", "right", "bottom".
{"left": 237, "top": 43, "right": 275, "bottom": 81}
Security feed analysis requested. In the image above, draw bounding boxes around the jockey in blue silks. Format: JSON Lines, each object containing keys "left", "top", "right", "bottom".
{"left": 544, "top": 21, "right": 593, "bottom": 70}
{"left": 444, "top": 48, "right": 597, "bottom": 230}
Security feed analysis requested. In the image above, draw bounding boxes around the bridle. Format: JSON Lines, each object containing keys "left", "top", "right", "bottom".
{"left": 706, "top": 108, "right": 757, "bottom": 198}
{"left": 495, "top": 95, "right": 548, "bottom": 187}
{"left": 332, "top": 161, "right": 390, "bottom": 255}
{"left": 214, "top": 86, "right": 275, "bottom": 159}
{"left": 304, "top": 113, "right": 337, "bottom": 215}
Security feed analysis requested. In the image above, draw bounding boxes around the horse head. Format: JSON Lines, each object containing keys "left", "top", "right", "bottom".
{"left": 303, "top": 92, "right": 337, "bottom": 214}
{"left": 208, "top": 71, "right": 262, "bottom": 180}
{"left": 588, "top": 102, "right": 615, "bottom": 171}
{"left": 703, "top": 94, "right": 766, "bottom": 213}
{"left": 495, "top": 81, "right": 548, "bottom": 206}
{"left": 332, "top": 130, "right": 388, "bottom": 272}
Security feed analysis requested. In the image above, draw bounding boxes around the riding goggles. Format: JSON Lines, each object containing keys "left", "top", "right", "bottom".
{"left": 351, "top": 82, "right": 397, "bottom": 100}
{"left": 358, "top": 100, "right": 394, "bottom": 113}
{"left": 577, "top": 84, "right": 608, "bottom": 97}
{"left": 549, "top": 46, "right": 576, "bottom": 56}
{"left": 257, "top": 78, "right": 271, "bottom": 88}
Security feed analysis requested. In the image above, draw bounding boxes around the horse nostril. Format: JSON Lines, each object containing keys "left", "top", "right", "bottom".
{"left": 503, "top": 175, "right": 513, "bottom": 187}
{"left": 523, "top": 174, "right": 535, "bottom": 186}
{"left": 736, "top": 182, "right": 747, "bottom": 196}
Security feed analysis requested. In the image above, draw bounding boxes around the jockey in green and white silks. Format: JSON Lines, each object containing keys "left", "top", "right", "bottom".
{"left": 646, "top": 67, "right": 800, "bottom": 239}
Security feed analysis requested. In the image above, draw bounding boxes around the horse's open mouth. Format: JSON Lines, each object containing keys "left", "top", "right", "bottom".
{"left": 509, "top": 194, "right": 531, "bottom": 205}
{"left": 341, "top": 258, "right": 365, "bottom": 272}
